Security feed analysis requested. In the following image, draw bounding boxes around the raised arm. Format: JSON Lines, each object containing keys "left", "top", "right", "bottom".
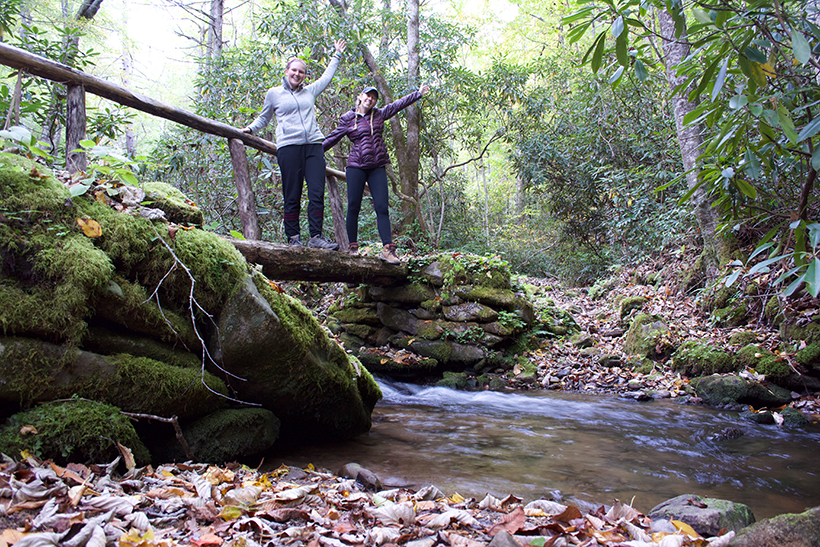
{"left": 380, "top": 84, "right": 428, "bottom": 120}
{"left": 307, "top": 39, "right": 347, "bottom": 97}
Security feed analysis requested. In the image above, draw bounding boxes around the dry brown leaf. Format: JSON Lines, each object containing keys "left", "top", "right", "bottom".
{"left": 487, "top": 506, "right": 526, "bottom": 537}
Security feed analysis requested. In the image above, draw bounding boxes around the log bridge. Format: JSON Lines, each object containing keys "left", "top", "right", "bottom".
{"left": 0, "top": 43, "right": 402, "bottom": 285}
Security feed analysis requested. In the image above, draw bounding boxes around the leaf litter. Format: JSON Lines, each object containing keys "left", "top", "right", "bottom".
{"left": 0, "top": 453, "right": 736, "bottom": 547}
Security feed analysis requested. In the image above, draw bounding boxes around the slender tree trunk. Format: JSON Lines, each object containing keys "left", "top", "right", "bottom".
{"left": 658, "top": 9, "right": 724, "bottom": 279}
{"left": 208, "top": 0, "right": 223, "bottom": 62}
{"left": 396, "top": 0, "right": 422, "bottom": 232}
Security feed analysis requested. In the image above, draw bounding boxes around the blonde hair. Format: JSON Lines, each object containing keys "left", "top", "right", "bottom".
{"left": 353, "top": 96, "right": 375, "bottom": 136}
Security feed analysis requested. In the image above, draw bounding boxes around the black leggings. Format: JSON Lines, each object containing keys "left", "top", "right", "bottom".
{"left": 345, "top": 166, "right": 391, "bottom": 245}
{"left": 278, "top": 143, "right": 326, "bottom": 239}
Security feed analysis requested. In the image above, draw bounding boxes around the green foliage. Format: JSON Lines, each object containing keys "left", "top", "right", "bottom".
{"left": 565, "top": 0, "right": 820, "bottom": 294}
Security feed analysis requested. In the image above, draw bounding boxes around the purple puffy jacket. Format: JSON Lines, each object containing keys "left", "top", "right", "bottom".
{"left": 322, "top": 90, "right": 423, "bottom": 169}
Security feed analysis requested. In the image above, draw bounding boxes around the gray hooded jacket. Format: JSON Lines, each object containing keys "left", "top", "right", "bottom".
{"left": 246, "top": 53, "right": 341, "bottom": 147}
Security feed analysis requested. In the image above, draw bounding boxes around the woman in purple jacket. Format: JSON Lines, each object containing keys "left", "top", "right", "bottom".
{"left": 323, "top": 84, "right": 429, "bottom": 264}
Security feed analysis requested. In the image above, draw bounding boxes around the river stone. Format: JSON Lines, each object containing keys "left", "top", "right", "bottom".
{"left": 333, "top": 306, "right": 382, "bottom": 326}
{"left": 648, "top": 494, "right": 755, "bottom": 537}
{"left": 727, "top": 505, "right": 820, "bottom": 546}
{"left": 442, "top": 302, "right": 499, "bottom": 322}
{"left": 151, "top": 408, "right": 279, "bottom": 464}
{"left": 482, "top": 321, "right": 514, "bottom": 336}
{"left": 623, "top": 314, "right": 674, "bottom": 360}
{"left": 212, "top": 274, "right": 381, "bottom": 441}
{"left": 369, "top": 283, "right": 437, "bottom": 304}
{"left": 690, "top": 374, "right": 792, "bottom": 407}
{"left": 449, "top": 343, "right": 486, "bottom": 364}
{"left": 406, "top": 339, "right": 453, "bottom": 363}
{"left": 421, "top": 261, "right": 445, "bottom": 286}
{"left": 0, "top": 335, "right": 227, "bottom": 419}
{"left": 411, "top": 307, "right": 438, "bottom": 320}
{"left": 339, "top": 463, "right": 383, "bottom": 491}
{"left": 377, "top": 302, "right": 419, "bottom": 334}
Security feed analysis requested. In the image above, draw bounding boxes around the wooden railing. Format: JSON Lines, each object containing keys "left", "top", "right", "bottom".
{"left": 0, "top": 42, "right": 348, "bottom": 247}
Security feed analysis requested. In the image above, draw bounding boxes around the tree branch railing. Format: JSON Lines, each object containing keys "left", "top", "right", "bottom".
{"left": 0, "top": 42, "right": 347, "bottom": 243}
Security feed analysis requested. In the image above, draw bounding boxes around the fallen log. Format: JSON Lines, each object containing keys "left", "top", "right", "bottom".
{"left": 228, "top": 238, "right": 409, "bottom": 286}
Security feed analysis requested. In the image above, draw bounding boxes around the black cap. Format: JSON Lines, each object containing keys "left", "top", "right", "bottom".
{"left": 361, "top": 86, "right": 379, "bottom": 97}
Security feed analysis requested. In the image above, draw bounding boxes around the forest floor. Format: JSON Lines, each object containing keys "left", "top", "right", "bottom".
{"left": 2, "top": 255, "right": 818, "bottom": 547}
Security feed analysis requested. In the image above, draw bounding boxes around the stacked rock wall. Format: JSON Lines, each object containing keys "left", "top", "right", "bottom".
{"left": 330, "top": 256, "right": 537, "bottom": 377}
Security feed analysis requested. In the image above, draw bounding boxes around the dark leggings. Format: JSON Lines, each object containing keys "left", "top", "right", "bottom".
{"left": 345, "top": 166, "right": 391, "bottom": 245}
{"left": 278, "top": 143, "right": 326, "bottom": 239}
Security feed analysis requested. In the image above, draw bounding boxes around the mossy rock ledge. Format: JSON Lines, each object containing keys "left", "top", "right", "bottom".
{"left": 0, "top": 155, "right": 380, "bottom": 462}
{"left": 331, "top": 254, "right": 565, "bottom": 378}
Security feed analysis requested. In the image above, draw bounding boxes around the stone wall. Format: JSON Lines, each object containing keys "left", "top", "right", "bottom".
{"left": 328, "top": 255, "right": 538, "bottom": 377}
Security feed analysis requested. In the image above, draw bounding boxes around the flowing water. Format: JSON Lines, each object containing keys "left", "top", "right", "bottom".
{"left": 272, "top": 379, "right": 820, "bottom": 520}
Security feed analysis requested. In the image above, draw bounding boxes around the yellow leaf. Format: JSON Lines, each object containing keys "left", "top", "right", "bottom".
{"left": 77, "top": 217, "right": 102, "bottom": 238}
{"left": 380, "top": 359, "right": 388, "bottom": 364}
{"left": 219, "top": 505, "right": 245, "bottom": 521}
{"left": 448, "top": 492, "right": 466, "bottom": 503}
{"left": 672, "top": 519, "right": 702, "bottom": 537}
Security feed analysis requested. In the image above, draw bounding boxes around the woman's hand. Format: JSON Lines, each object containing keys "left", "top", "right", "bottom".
{"left": 335, "top": 39, "right": 346, "bottom": 54}
{"left": 419, "top": 84, "right": 430, "bottom": 96}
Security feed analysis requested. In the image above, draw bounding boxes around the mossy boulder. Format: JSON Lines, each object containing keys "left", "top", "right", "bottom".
{"left": 780, "top": 316, "right": 820, "bottom": 345}
{"left": 333, "top": 306, "right": 382, "bottom": 326}
{"left": 671, "top": 341, "right": 736, "bottom": 377}
{"left": 690, "top": 374, "right": 792, "bottom": 407}
{"left": 712, "top": 300, "right": 750, "bottom": 327}
{"left": 151, "top": 408, "right": 279, "bottom": 464}
{"left": 648, "top": 494, "right": 754, "bottom": 537}
{"left": 735, "top": 344, "right": 791, "bottom": 381}
{"left": 212, "top": 273, "right": 381, "bottom": 441}
{"left": 623, "top": 314, "right": 675, "bottom": 360}
{"left": 0, "top": 399, "right": 150, "bottom": 466}
{"left": 0, "top": 336, "right": 228, "bottom": 419}
{"left": 142, "top": 181, "right": 204, "bottom": 225}
{"left": 357, "top": 348, "right": 438, "bottom": 377}
{"left": 619, "top": 296, "right": 648, "bottom": 321}
{"left": 727, "top": 506, "right": 820, "bottom": 547}
{"left": 796, "top": 342, "right": 820, "bottom": 372}
{"left": 368, "top": 283, "right": 437, "bottom": 304}
{"left": 0, "top": 155, "right": 381, "bottom": 450}
{"left": 436, "top": 371, "right": 469, "bottom": 390}
{"left": 728, "top": 330, "right": 759, "bottom": 346}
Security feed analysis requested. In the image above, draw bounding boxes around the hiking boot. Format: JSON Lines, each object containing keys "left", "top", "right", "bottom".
{"left": 288, "top": 235, "right": 302, "bottom": 246}
{"left": 349, "top": 242, "right": 359, "bottom": 255}
{"left": 380, "top": 243, "right": 400, "bottom": 264}
{"left": 307, "top": 235, "right": 339, "bottom": 251}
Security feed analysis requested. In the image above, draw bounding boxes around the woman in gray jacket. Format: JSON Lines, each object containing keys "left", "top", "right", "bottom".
{"left": 243, "top": 39, "right": 346, "bottom": 250}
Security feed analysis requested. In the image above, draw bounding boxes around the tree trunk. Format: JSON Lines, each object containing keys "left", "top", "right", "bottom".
{"left": 228, "top": 138, "right": 262, "bottom": 240}
{"left": 65, "top": 84, "right": 86, "bottom": 173}
{"left": 228, "top": 238, "right": 408, "bottom": 285}
{"left": 396, "top": 0, "right": 422, "bottom": 232}
{"left": 658, "top": 8, "right": 724, "bottom": 279}
{"left": 326, "top": 175, "right": 349, "bottom": 251}
{"left": 207, "top": 0, "right": 223, "bottom": 62}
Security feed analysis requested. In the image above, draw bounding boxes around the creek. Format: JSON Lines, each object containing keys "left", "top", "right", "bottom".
{"left": 274, "top": 379, "right": 820, "bottom": 520}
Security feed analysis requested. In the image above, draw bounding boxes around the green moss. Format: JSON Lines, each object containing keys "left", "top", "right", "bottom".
{"left": 712, "top": 300, "right": 749, "bottom": 327}
{"left": 142, "top": 181, "right": 204, "bottom": 225}
{"left": 0, "top": 399, "right": 150, "bottom": 465}
{"left": 619, "top": 296, "right": 648, "bottom": 319}
{"left": 623, "top": 314, "right": 674, "bottom": 360}
{"left": 436, "top": 371, "right": 469, "bottom": 390}
{"left": 671, "top": 341, "right": 736, "bottom": 376}
{"left": 109, "top": 354, "right": 228, "bottom": 416}
{"left": 728, "top": 330, "right": 758, "bottom": 346}
{"left": 735, "top": 344, "right": 790, "bottom": 380}
{"left": 796, "top": 343, "right": 820, "bottom": 371}
{"left": 251, "top": 271, "right": 381, "bottom": 412}
{"left": 0, "top": 156, "right": 115, "bottom": 344}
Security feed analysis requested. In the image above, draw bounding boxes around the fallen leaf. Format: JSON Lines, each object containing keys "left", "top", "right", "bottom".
{"left": 77, "top": 217, "right": 102, "bottom": 237}
{"left": 487, "top": 506, "right": 526, "bottom": 537}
